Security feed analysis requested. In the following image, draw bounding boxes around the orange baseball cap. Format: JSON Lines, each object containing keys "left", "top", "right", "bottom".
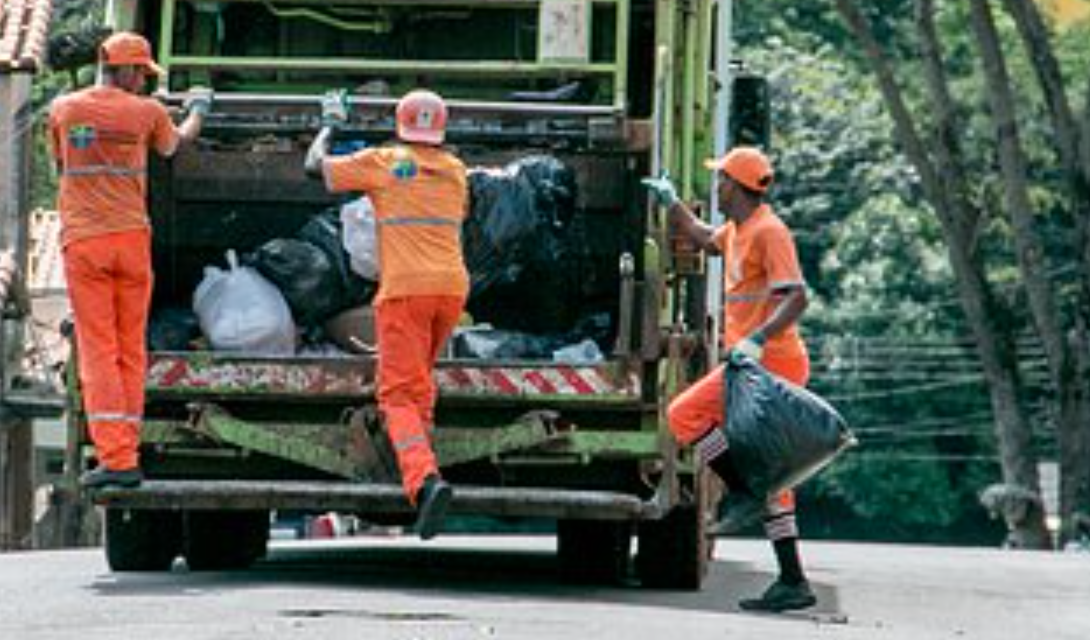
{"left": 99, "top": 32, "right": 165, "bottom": 76}
{"left": 704, "top": 146, "right": 774, "bottom": 193}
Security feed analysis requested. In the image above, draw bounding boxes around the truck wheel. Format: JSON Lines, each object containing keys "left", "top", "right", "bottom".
{"left": 183, "top": 510, "right": 269, "bottom": 571}
{"left": 636, "top": 471, "right": 716, "bottom": 590}
{"left": 105, "top": 508, "right": 182, "bottom": 572}
{"left": 557, "top": 519, "right": 632, "bottom": 585}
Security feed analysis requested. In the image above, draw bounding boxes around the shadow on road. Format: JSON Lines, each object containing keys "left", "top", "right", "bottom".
{"left": 87, "top": 538, "right": 844, "bottom": 623}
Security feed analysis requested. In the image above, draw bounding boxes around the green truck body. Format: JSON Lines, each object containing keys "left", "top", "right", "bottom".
{"left": 72, "top": 0, "right": 731, "bottom": 588}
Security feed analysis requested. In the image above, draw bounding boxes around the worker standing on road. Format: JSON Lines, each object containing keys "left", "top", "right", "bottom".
{"left": 306, "top": 89, "right": 465, "bottom": 540}
{"left": 643, "top": 147, "right": 816, "bottom": 612}
{"left": 48, "top": 32, "right": 210, "bottom": 489}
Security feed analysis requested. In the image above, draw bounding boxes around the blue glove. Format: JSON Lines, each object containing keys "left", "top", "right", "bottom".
{"left": 183, "top": 86, "right": 213, "bottom": 117}
{"left": 641, "top": 171, "right": 680, "bottom": 207}
{"left": 320, "top": 89, "right": 350, "bottom": 127}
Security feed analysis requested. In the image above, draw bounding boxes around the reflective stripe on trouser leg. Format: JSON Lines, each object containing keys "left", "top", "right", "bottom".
{"left": 692, "top": 428, "right": 728, "bottom": 465}
{"left": 385, "top": 404, "right": 437, "bottom": 503}
{"left": 763, "top": 489, "right": 799, "bottom": 541}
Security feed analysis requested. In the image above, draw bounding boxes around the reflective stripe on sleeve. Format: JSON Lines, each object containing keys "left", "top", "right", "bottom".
{"left": 379, "top": 217, "right": 460, "bottom": 228}
{"left": 62, "top": 165, "right": 146, "bottom": 177}
{"left": 725, "top": 281, "right": 806, "bottom": 302}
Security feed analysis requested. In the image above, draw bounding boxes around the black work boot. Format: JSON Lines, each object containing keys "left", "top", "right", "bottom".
{"left": 80, "top": 465, "right": 143, "bottom": 489}
{"left": 414, "top": 474, "right": 453, "bottom": 541}
{"left": 739, "top": 579, "right": 817, "bottom": 613}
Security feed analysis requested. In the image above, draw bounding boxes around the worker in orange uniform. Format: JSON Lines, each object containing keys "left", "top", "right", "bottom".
{"left": 48, "top": 32, "right": 210, "bottom": 489}
{"left": 306, "top": 89, "right": 464, "bottom": 540}
{"left": 643, "top": 147, "right": 816, "bottom": 612}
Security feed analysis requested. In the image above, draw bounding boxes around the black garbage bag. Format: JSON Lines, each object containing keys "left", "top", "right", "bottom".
{"left": 452, "top": 328, "right": 567, "bottom": 360}
{"left": 147, "top": 307, "right": 200, "bottom": 351}
{"left": 298, "top": 209, "right": 377, "bottom": 309}
{"left": 721, "top": 355, "right": 855, "bottom": 498}
{"left": 451, "top": 312, "right": 614, "bottom": 361}
{"left": 464, "top": 155, "right": 583, "bottom": 333}
{"left": 247, "top": 238, "right": 342, "bottom": 328}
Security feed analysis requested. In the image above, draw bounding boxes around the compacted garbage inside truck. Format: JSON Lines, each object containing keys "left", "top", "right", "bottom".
{"left": 70, "top": 0, "right": 734, "bottom": 588}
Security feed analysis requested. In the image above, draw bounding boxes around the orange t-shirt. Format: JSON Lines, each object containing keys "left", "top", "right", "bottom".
{"left": 713, "top": 204, "right": 807, "bottom": 359}
{"left": 324, "top": 144, "right": 469, "bottom": 302}
{"left": 48, "top": 86, "right": 179, "bottom": 247}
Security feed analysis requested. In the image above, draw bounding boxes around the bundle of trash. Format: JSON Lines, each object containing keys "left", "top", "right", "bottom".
{"left": 464, "top": 155, "right": 585, "bottom": 335}
{"left": 174, "top": 153, "right": 607, "bottom": 359}
{"left": 720, "top": 355, "right": 856, "bottom": 497}
{"left": 181, "top": 205, "right": 379, "bottom": 355}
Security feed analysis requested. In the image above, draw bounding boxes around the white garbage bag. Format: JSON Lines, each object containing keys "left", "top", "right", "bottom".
{"left": 340, "top": 196, "right": 379, "bottom": 281}
{"left": 193, "top": 250, "right": 296, "bottom": 354}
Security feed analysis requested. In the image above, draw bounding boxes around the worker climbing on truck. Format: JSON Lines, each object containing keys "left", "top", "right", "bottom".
{"left": 643, "top": 147, "right": 818, "bottom": 612}
{"left": 305, "top": 88, "right": 467, "bottom": 540}
{"left": 48, "top": 31, "right": 210, "bottom": 489}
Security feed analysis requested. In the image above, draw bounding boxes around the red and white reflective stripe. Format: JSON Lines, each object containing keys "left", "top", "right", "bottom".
{"left": 435, "top": 366, "right": 623, "bottom": 396}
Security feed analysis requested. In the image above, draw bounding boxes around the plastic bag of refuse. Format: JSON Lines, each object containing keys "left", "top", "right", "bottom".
{"left": 339, "top": 197, "right": 379, "bottom": 282}
{"left": 193, "top": 250, "right": 296, "bottom": 354}
{"left": 147, "top": 307, "right": 201, "bottom": 351}
{"left": 552, "top": 338, "right": 604, "bottom": 364}
{"left": 464, "top": 155, "right": 581, "bottom": 333}
{"left": 452, "top": 326, "right": 565, "bottom": 360}
{"left": 299, "top": 209, "right": 376, "bottom": 308}
{"left": 721, "top": 355, "right": 856, "bottom": 498}
{"left": 248, "top": 238, "right": 342, "bottom": 327}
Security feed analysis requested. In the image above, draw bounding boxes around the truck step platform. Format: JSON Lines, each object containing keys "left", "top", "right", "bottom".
{"left": 90, "top": 480, "right": 667, "bottom": 521}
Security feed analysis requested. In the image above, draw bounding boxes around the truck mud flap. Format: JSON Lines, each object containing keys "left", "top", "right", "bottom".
{"left": 90, "top": 480, "right": 671, "bottom": 522}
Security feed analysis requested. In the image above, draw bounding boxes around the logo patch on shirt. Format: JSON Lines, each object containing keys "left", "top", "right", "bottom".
{"left": 391, "top": 157, "right": 418, "bottom": 180}
{"left": 68, "top": 124, "right": 96, "bottom": 149}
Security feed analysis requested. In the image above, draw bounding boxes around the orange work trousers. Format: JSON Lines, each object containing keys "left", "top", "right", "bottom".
{"left": 666, "top": 351, "right": 811, "bottom": 521}
{"left": 375, "top": 295, "right": 464, "bottom": 502}
{"left": 63, "top": 229, "right": 153, "bottom": 471}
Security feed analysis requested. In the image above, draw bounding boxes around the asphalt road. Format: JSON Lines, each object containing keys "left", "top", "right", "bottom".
{"left": 1, "top": 535, "right": 1088, "bottom": 639}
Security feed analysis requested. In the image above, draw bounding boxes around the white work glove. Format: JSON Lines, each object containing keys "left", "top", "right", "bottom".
{"left": 640, "top": 171, "right": 679, "bottom": 208}
{"left": 320, "top": 89, "right": 350, "bottom": 127}
{"left": 730, "top": 331, "right": 767, "bottom": 362}
{"left": 183, "top": 86, "right": 213, "bottom": 117}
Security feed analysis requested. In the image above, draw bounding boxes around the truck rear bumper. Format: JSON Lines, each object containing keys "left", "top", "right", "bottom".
{"left": 90, "top": 480, "right": 672, "bottom": 522}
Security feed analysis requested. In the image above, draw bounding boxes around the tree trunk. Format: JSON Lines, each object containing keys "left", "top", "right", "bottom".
{"left": 968, "top": 0, "right": 1087, "bottom": 545}
{"left": 1001, "top": 0, "right": 1090, "bottom": 541}
{"left": 836, "top": 0, "right": 1051, "bottom": 548}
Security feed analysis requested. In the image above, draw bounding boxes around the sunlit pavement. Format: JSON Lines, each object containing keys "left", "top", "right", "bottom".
{"left": 1, "top": 536, "right": 1088, "bottom": 639}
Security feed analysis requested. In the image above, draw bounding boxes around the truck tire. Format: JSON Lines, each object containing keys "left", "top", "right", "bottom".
{"left": 636, "top": 471, "right": 716, "bottom": 590}
{"left": 105, "top": 508, "right": 182, "bottom": 572}
{"left": 557, "top": 519, "right": 632, "bottom": 585}
{"left": 183, "top": 510, "right": 269, "bottom": 571}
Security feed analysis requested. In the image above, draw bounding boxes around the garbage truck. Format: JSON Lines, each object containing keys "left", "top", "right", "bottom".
{"left": 68, "top": 0, "right": 754, "bottom": 589}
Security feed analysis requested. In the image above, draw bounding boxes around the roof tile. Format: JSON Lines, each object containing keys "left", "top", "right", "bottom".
{"left": 0, "top": 0, "right": 53, "bottom": 75}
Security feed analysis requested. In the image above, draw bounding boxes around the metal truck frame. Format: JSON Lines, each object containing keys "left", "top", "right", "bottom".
{"left": 67, "top": 0, "right": 734, "bottom": 589}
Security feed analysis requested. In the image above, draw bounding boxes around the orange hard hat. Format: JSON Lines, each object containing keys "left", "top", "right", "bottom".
{"left": 396, "top": 90, "right": 448, "bottom": 145}
{"left": 99, "top": 32, "right": 164, "bottom": 76}
{"left": 704, "top": 146, "right": 774, "bottom": 193}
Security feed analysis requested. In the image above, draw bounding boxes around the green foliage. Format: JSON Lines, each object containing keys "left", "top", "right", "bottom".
{"left": 816, "top": 454, "right": 961, "bottom": 527}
